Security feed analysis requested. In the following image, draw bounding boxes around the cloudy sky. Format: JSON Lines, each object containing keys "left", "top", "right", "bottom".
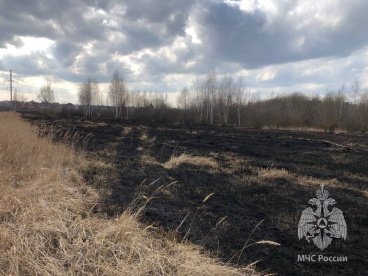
{"left": 1, "top": 0, "right": 368, "bottom": 104}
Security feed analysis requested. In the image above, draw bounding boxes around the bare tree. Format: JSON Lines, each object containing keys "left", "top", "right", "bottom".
{"left": 319, "top": 93, "right": 344, "bottom": 133}
{"left": 13, "top": 89, "right": 28, "bottom": 111}
{"left": 337, "top": 84, "right": 346, "bottom": 123}
{"left": 235, "top": 77, "right": 246, "bottom": 127}
{"left": 352, "top": 79, "right": 360, "bottom": 104}
{"left": 14, "top": 90, "right": 27, "bottom": 103}
{"left": 177, "top": 87, "right": 189, "bottom": 110}
{"left": 109, "top": 71, "right": 128, "bottom": 120}
{"left": 210, "top": 70, "right": 217, "bottom": 125}
{"left": 356, "top": 89, "right": 368, "bottom": 132}
{"left": 217, "top": 76, "right": 235, "bottom": 125}
{"left": 193, "top": 78, "right": 205, "bottom": 123}
{"left": 38, "top": 82, "right": 55, "bottom": 104}
{"left": 92, "top": 80, "right": 101, "bottom": 106}
{"left": 202, "top": 70, "right": 217, "bottom": 125}
{"left": 79, "top": 78, "right": 93, "bottom": 117}
{"left": 79, "top": 78, "right": 102, "bottom": 118}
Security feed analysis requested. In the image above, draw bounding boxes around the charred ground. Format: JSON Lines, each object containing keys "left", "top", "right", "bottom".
{"left": 24, "top": 113, "right": 368, "bottom": 275}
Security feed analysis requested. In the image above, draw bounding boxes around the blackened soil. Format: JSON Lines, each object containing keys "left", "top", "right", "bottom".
{"left": 24, "top": 113, "right": 368, "bottom": 276}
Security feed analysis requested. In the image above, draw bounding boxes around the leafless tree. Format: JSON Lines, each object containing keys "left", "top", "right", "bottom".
{"left": 38, "top": 82, "right": 55, "bottom": 104}
{"left": 352, "top": 79, "right": 361, "bottom": 104}
{"left": 14, "top": 91, "right": 27, "bottom": 103}
{"left": 217, "top": 76, "right": 232, "bottom": 125}
{"left": 337, "top": 84, "right": 346, "bottom": 123}
{"left": 109, "top": 71, "right": 128, "bottom": 120}
{"left": 193, "top": 78, "right": 205, "bottom": 123}
{"left": 235, "top": 77, "right": 246, "bottom": 127}
{"left": 13, "top": 89, "right": 27, "bottom": 111}
{"left": 206, "top": 70, "right": 217, "bottom": 125}
{"left": 177, "top": 87, "right": 189, "bottom": 110}
{"left": 92, "top": 80, "right": 102, "bottom": 106}
{"left": 79, "top": 78, "right": 93, "bottom": 117}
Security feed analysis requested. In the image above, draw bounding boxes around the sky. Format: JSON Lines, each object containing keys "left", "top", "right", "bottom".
{"left": 1, "top": 0, "right": 368, "bottom": 104}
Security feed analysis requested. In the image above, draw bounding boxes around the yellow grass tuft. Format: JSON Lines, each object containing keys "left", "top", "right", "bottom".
{"left": 122, "top": 126, "right": 133, "bottom": 135}
{"left": 163, "top": 153, "right": 219, "bottom": 170}
{"left": 140, "top": 154, "right": 160, "bottom": 166}
{"left": 0, "top": 112, "right": 254, "bottom": 275}
{"left": 257, "top": 168, "right": 290, "bottom": 179}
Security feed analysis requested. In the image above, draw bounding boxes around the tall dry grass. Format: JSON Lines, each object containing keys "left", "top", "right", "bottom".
{"left": 163, "top": 154, "right": 219, "bottom": 170}
{"left": 0, "top": 112, "right": 255, "bottom": 275}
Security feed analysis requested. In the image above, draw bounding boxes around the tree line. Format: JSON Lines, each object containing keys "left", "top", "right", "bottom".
{"left": 176, "top": 73, "right": 368, "bottom": 133}
{"left": 38, "top": 70, "right": 368, "bottom": 133}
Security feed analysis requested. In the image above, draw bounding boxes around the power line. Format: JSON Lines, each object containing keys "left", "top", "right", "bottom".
{"left": 3, "top": 70, "right": 23, "bottom": 102}
{"left": 10, "top": 70, "right": 12, "bottom": 101}
{"left": 4, "top": 70, "right": 13, "bottom": 101}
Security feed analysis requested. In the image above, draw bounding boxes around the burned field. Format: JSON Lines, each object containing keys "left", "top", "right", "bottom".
{"left": 27, "top": 115, "right": 368, "bottom": 275}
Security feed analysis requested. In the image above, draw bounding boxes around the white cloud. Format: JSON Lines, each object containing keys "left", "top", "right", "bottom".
{"left": 185, "top": 25, "right": 202, "bottom": 45}
{"left": 0, "top": 36, "right": 54, "bottom": 58}
{"left": 256, "top": 68, "right": 277, "bottom": 81}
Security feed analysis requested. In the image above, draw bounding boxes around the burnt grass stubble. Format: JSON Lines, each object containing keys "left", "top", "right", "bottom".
{"left": 23, "top": 113, "right": 368, "bottom": 275}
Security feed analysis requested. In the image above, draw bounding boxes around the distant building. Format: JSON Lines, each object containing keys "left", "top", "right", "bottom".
{"left": 65, "top": 103, "right": 76, "bottom": 111}
{"left": 0, "top": 101, "right": 13, "bottom": 110}
{"left": 22, "top": 101, "right": 41, "bottom": 111}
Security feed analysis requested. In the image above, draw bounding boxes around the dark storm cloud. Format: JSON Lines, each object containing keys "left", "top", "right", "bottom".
{"left": 0, "top": 53, "right": 52, "bottom": 76}
{"left": 121, "top": 0, "right": 195, "bottom": 41}
{"left": 196, "top": 3, "right": 290, "bottom": 67}
{"left": 0, "top": 0, "right": 108, "bottom": 48}
{"left": 53, "top": 41, "right": 82, "bottom": 67}
{"left": 0, "top": 11, "right": 57, "bottom": 47}
{"left": 196, "top": 0, "right": 368, "bottom": 69}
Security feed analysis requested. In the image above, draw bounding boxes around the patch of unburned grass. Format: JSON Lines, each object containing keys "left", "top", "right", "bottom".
{"left": 140, "top": 154, "right": 160, "bottom": 166}
{"left": 163, "top": 153, "right": 219, "bottom": 170}
{"left": 122, "top": 126, "right": 133, "bottom": 135}
{"left": 257, "top": 168, "right": 290, "bottom": 180}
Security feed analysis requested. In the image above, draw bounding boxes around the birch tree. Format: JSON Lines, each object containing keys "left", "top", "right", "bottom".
{"left": 79, "top": 78, "right": 101, "bottom": 117}
{"left": 177, "top": 87, "right": 189, "bottom": 110}
{"left": 204, "top": 70, "right": 216, "bottom": 125}
{"left": 218, "top": 76, "right": 236, "bottom": 125}
{"left": 109, "top": 71, "right": 128, "bottom": 120}
{"left": 235, "top": 77, "right": 246, "bottom": 127}
{"left": 79, "top": 78, "right": 93, "bottom": 117}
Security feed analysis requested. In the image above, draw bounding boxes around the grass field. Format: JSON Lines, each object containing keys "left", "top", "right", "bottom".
{"left": 0, "top": 112, "right": 256, "bottom": 275}
{"left": 24, "top": 113, "right": 368, "bottom": 275}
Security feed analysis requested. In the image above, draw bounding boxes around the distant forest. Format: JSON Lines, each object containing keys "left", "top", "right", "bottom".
{"left": 16, "top": 70, "right": 368, "bottom": 133}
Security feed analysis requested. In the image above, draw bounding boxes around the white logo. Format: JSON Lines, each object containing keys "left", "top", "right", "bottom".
{"left": 298, "top": 184, "right": 347, "bottom": 250}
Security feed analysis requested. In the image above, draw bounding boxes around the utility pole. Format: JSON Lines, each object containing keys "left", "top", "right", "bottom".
{"left": 10, "top": 70, "right": 12, "bottom": 102}
{"left": 14, "top": 88, "right": 17, "bottom": 111}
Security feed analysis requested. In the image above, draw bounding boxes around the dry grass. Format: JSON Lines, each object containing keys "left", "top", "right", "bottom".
{"left": 122, "top": 126, "right": 133, "bottom": 135}
{"left": 140, "top": 154, "right": 160, "bottom": 166}
{"left": 0, "top": 112, "right": 254, "bottom": 275}
{"left": 163, "top": 154, "right": 219, "bottom": 170}
{"left": 257, "top": 168, "right": 290, "bottom": 180}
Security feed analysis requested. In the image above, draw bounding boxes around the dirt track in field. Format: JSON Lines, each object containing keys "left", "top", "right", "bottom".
{"left": 26, "top": 114, "right": 368, "bottom": 275}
